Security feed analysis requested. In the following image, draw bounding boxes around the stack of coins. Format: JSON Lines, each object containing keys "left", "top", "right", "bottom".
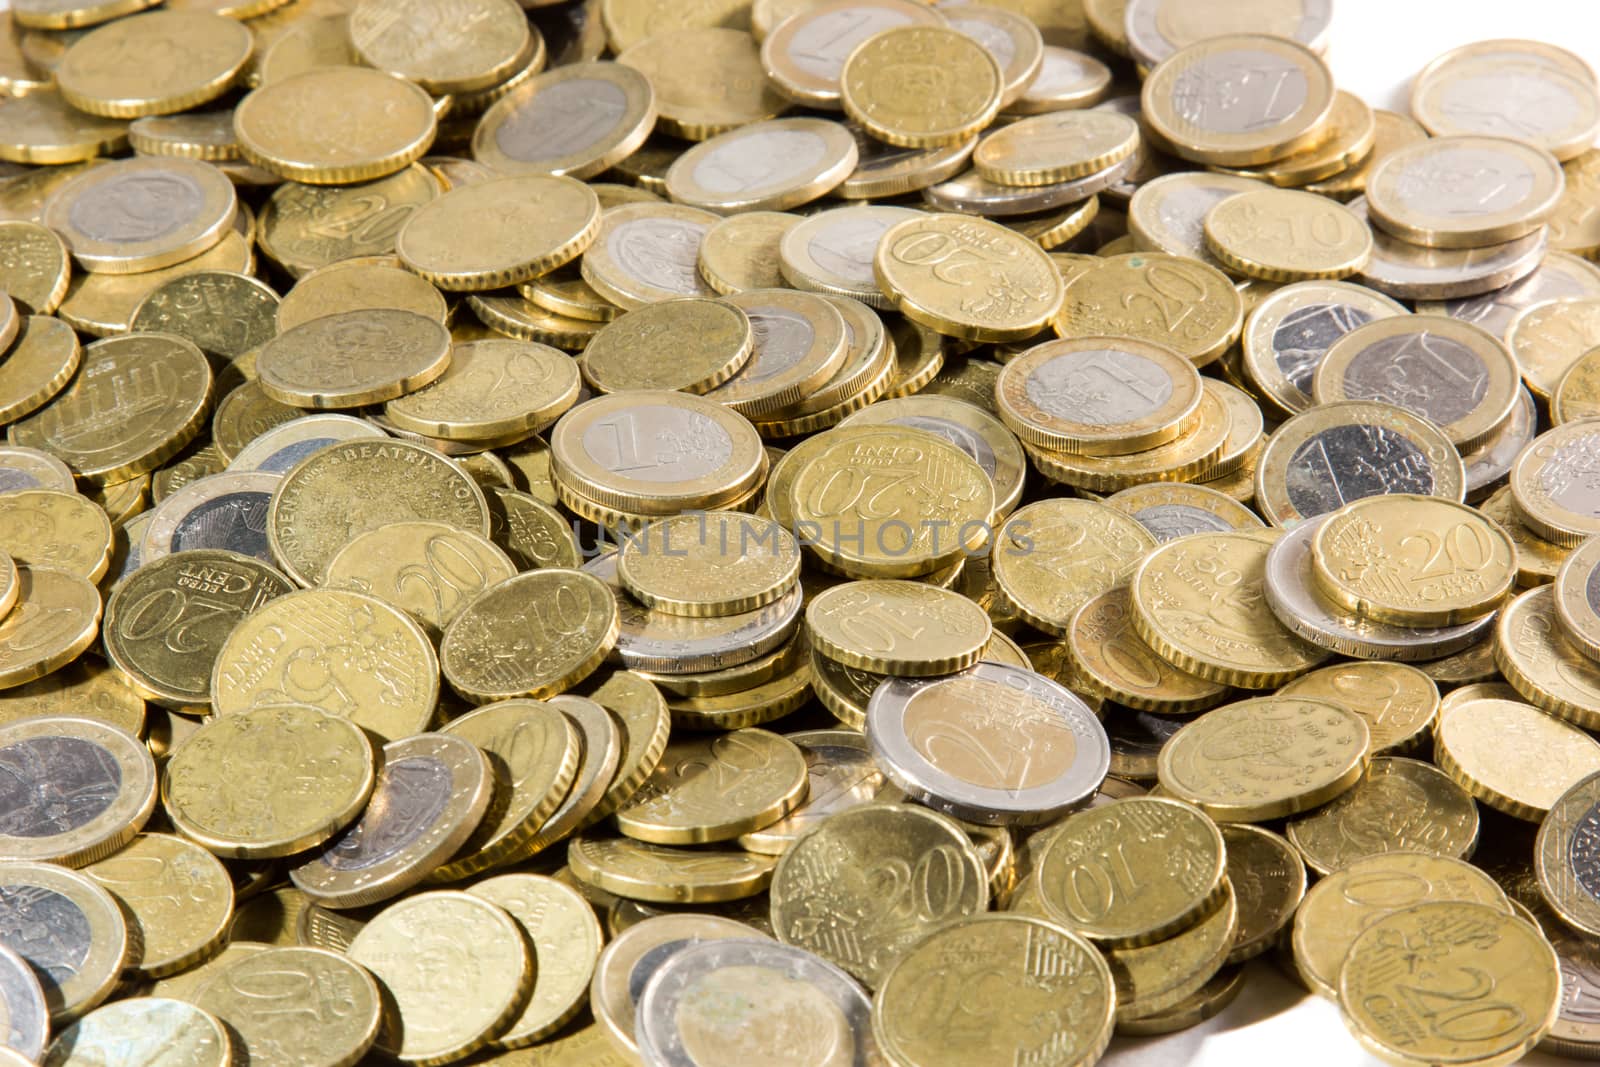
{"left": 8, "top": 0, "right": 1600, "bottom": 1063}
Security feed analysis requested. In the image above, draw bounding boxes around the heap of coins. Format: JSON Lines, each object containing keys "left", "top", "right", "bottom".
{"left": 7, "top": 0, "right": 1600, "bottom": 1064}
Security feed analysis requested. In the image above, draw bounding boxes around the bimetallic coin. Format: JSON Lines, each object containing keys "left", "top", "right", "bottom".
{"left": 760, "top": 0, "right": 944, "bottom": 108}
{"left": 778, "top": 204, "right": 920, "bottom": 311}
{"left": 42, "top": 157, "right": 236, "bottom": 274}
{"left": 868, "top": 661, "right": 1109, "bottom": 826}
{"left": 1128, "top": 171, "right": 1266, "bottom": 273}
{"left": 1512, "top": 418, "right": 1600, "bottom": 546}
{"left": 1436, "top": 696, "right": 1600, "bottom": 821}
{"left": 473, "top": 61, "right": 655, "bottom": 180}
{"left": 140, "top": 472, "right": 279, "bottom": 565}
{"left": 0, "top": 861, "right": 127, "bottom": 1023}
{"left": 1350, "top": 195, "right": 1550, "bottom": 301}
{"left": 1124, "top": 0, "right": 1332, "bottom": 67}
{"left": 1413, "top": 41, "right": 1600, "bottom": 161}
{"left": 666, "top": 117, "right": 857, "bottom": 213}
{"left": 0, "top": 716, "right": 156, "bottom": 866}
{"left": 223, "top": 413, "right": 386, "bottom": 476}
{"left": 0, "top": 944, "right": 46, "bottom": 1062}
{"left": 0, "top": 447, "right": 75, "bottom": 495}
{"left": 1103, "top": 482, "right": 1265, "bottom": 542}
{"left": 42, "top": 998, "right": 229, "bottom": 1067}
{"left": 838, "top": 122, "right": 976, "bottom": 200}
{"left": 924, "top": 157, "right": 1130, "bottom": 217}
{"left": 1420, "top": 250, "right": 1600, "bottom": 343}
{"left": 737, "top": 730, "right": 886, "bottom": 855}
{"left": 705, "top": 289, "right": 849, "bottom": 418}
{"left": 1367, "top": 134, "right": 1564, "bottom": 249}
{"left": 1536, "top": 771, "right": 1600, "bottom": 939}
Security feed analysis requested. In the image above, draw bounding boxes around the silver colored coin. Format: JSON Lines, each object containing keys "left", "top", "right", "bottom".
{"left": 538, "top": 694, "right": 623, "bottom": 848}
{"left": 636, "top": 939, "right": 877, "bottom": 1067}
{"left": 1010, "top": 46, "right": 1113, "bottom": 114}
{"left": 1092, "top": 95, "right": 1174, "bottom": 204}
{"left": 924, "top": 157, "right": 1130, "bottom": 216}
{"left": 704, "top": 290, "right": 847, "bottom": 418}
{"left": 1366, "top": 136, "right": 1565, "bottom": 249}
{"left": 666, "top": 118, "right": 859, "bottom": 214}
{"left": 1124, "top": 0, "right": 1333, "bottom": 67}
{"left": 838, "top": 394, "right": 1028, "bottom": 518}
{"left": 472, "top": 61, "right": 656, "bottom": 180}
{"left": 0, "top": 447, "right": 75, "bottom": 495}
{"left": 779, "top": 204, "right": 922, "bottom": 308}
{"left": 0, "top": 944, "right": 47, "bottom": 1062}
{"left": 761, "top": 0, "right": 945, "bottom": 107}
{"left": 590, "top": 211, "right": 718, "bottom": 303}
{"left": 836, "top": 124, "right": 974, "bottom": 200}
{"left": 1123, "top": 501, "right": 1255, "bottom": 542}
{"left": 141, "top": 471, "right": 282, "bottom": 566}
{"left": 0, "top": 719, "right": 155, "bottom": 864}
{"left": 584, "top": 552, "right": 803, "bottom": 674}
{"left": 1527, "top": 897, "right": 1600, "bottom": 1057}
{"left": 939, "top": 2, "right": 1043, "bottom": 109}
{"left": 867, "top": 661, "right": 1109, "bottom": 826}
{"left": 1104, "top": 705, "right": 1185, "bottom": 781}
{"left": 1263, "top": 515, "right": 1497, "bottom": 660}
{"left": 289, "top": 733, "right": 491, "bottom": 908}
{"left": 1128, "top": 171, "right": 1263, "bottom": 273}
{"left": 1242, "top": 281, "right": 1409, "bottom": 414}
{"left": 1351, "top": 197, "right": 1550, "bottom": 300}
{"left": 225, "top": 414, "right": 389, "bottom": 474}
{"left": 738, "top": 730, "right": 888, "bottom": 855}
{"left": 1418, "top": 251, "right": 1600, "bottom": 341}
{"left": 1413, "top": 51, "right": 1600, "bottom": 162}
{"left": 1462, "top": 386, "right": 1537, "bottom": 502}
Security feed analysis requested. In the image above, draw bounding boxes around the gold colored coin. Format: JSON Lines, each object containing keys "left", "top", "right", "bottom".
{"left": 1367, "top": 134, "right": 1564, "bottom": 249}
{"left": 384, "top": 339, "right": 580, "bottom": 440}
{"left": 1437, "top": 696, "right": 1600, "bottom": 821}
{"left": 0, "top": 659, "right": 144, "bottom": 735}
{"left": 1512, "top": 298, "right": 1600, "bottom": 405}
{"left": 1512, "top": 418, "right": 1600, "bottom": 546}
{"left": 805, "top": 579, "right": 990, "bottom": 676}
{"left": 482, "top": 485, "right": 578, "bottom": 571}
{"left": 43, "top": 998, "right": 230, "bottom": 1067}
{"left": 995, "top": 336, "right": 1203, "bottom": 455}
{"left": 874, "top": 212, "right": 1062, "bottom": 342}
{"left": 1066, "top": 588, "right": 1228, "bottom": 713}
{"left": 1103, "top": 881, "right": 1237, "bottom": 1023}
{"left": 56, "top": 11, "right": 251, "bottom": 118}
{"left": 192, "top": 946, "right": 381, "bottom": 1067}
{"left": 758, "top": 0, "right": 944, "bottom": 108}
{"left": 1306, "top": 108, "right": 1429, "bottom": 200}
{"left": 1535, "top": 771, "right": 1600, "bottom": 939}
{"left": 770, "top": 802, "right": 986, "bottom": 985}
{"left": 44, "top": 157, "right": 236, "bottom": 275}
{"left": 1310, "top": 495, "right": 1515, "bottom": 627}
{"left": 323, "top": 520, "right": 515, "bottom": 638}
{"left": 163, "top": 703, "right": 375, "bottom": 858}
{"left": 11, "top": 332, "right": 212, "bottom": 485}
{"left": 873, "top": 915, "right": 1114, "bottom": 1067}
{"left": 1341, "top": 901, "right": 1559, "bottom": 1067}
{"left": 1555, "top": 343, "right": 1600, "bottom": 423}
{"left": 0, "top": 91, "right": 129, "bottom": 165}
{"left": 291, "top": 732, "right": 492, "bottom": 908}
{"left": 397, "top": 175, "right": 599, "bottom": 291}
{"left": 277, "top": 259, "right": 446, "bottom": 333}
{"left": 698, "top": 210, "right": 800, "bottom": 296}
{"left": 472, "top": 61, "right": 655, "bottom": 181}
{"left": 568, "top": 833, "right": 778, "bottom": 903}
{"left": 126, "top": 111, "right": 240, "bottom": 162}
{"left": 1158, "top": 695, "right": 1369, "bottom": 821}
{"left": 106, "top": 549, "right": 292, "bottom": 709}
{"left": 618, "top": 512, "right": 800, "bottom": 618}
{"left": 617, "top": 28, "right": 785, "bottom": 141}
{"left": 991, "top": 498, "right": 1156, "bottom": 636}
{"left": 0, "top": 220, "right": 71, "bottom": 314}
{"left": 1141, "top": 34, "right": 1334, "bottom": 167}
{"left": 1203, "top": 189, "right": 1371, "bottom": 282}
{"left": 350, "top": 0, "right": 530, "bottom": 94}
{"left": 57, "top": 232, "right": 253, "bottom": 338}
{"left": 467, "top": 292, "right": 602, "bottom": 350}
{"left": 0, "top": 715, "right": 156, "bottom": 866}
{"left": 0, "top": 566, "right": 101, "bottom": 690}
{"left": 0, "top": 861, "right": 126, "bottom": 1023}
{"left": 1277, "top": 662, "right": 1440, "bottom": 754}
{"left": 1286, "top": 757, "right": 1480, "bottom": 876}
{"left": 235, "top": 67, "right": 437, "bottom": 184}
{"left": 665, "top": 117, "right": 858, "bottom": 213}
{"left": 1131, "top": 531, "right": 1329, "bottom": 688}
{"left": 210, "top": 588, "right": 439, "bottom": 742}
{"left": 1103, "top": 482, "right": 1265, "bottom": 541}
{"left": 83, "top": 832, "right": 232, "bottom": 977}
{"left": 1552, "top": 148, "right": 1600, "bottom": 258}
{"left": 575, "top": 669, "right": 671, "bottom": 826}
{"left": 705, "top": 288, "right": 850, "bottom": 417}
{"left": 257, "top": 308, "right": 451, "bottom": 409}
{"left": 1054, "top": 252, "right": 1243, "bottom": 366}
{"left": 1220, "top": 90, "right": 1377, "bottom": 188}
{"left": 976, "top": 109, "right": 1138, "bottom": 186}
{"left": 841, "top": 26, "right": 1001, "bottom": 148}
{"left": 258, "top": 167, "right": 439, "bottom": 277}
{"left": 579, "top": 299, "right": 753, "bottom": 395}
{"left": 349, "top": 891, "right": 532, "bottom": 1065}
{"left": 1220, "top": 824, "right": 1304, "bottom": 964}
{"left": 267, "top": 438, "right": 488, "bottom": 585}
{"left": 128, "top": 270, "right": 278, "bottom": 366}
{"left": 520, "top": 265, "right": 621, "bottom": 323}
{"left": 616, "top": 729, "right": 808, "bottom": 845}
{"left": 0, "top": 488, "right": 111, "bottom": 580}
{"left": 440, "top": 569, "right": 618, "bottom": 702}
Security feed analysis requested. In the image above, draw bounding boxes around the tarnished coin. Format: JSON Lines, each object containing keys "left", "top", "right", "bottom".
{"left": 164, "top": 703, "right": 375, "bottom": 858}
{"left": 210, "top": 588, "right": 438, "bottom": 742}
{"left": 1158, "top": 695, "right": 1369, "bottom": 821}
{"left": 0, "top": 567, "right": 102, "bottom": 690}
{"left": 666, "top": 117, "right": 857, "bottom": 213}
{"left": 292, "top": 733, "right": 492, "bottom": 908}
{"left": 440, "top": 569, "right": 616, "bottom": 702}
{"left": 580, "top": 300, "right": 752, "bottom": 395}
{"left": 619, "top": 512, "right": 799, "bottom": 618}
{"left": 0, "top": 944, "right": 46, "bottom": 1063}
{"left": 0, "top": 489, "right": 110, "bottom": 581}
{"left": 1054, "top": 252, "right": 1243, "bottom": 366}
{"left": 257, "top": 309, "right": 451, "bottom": 410}
{"left": 1220, "top": 824, "right": 1304, "bottom": 964}
{"left": 140, "top": 472, "right": 279, "bottom": 564}
{"left": 349, "top": 0, "right": 530, "bottom": 95}
{"left": 348, "top": 891, "right": 531, "bottom": 1064}
{"left": 806, "top": 580, "right": 990, "bottom": 676}
{"left": 42, "top": 998, "right": 229, "bottom": 1067}
{"left": 1341, "top": 901, "right": 1560, "bottom": 1067}
{"left": 868, "top": 661, "right": 1109, "bottom": 825}
{"left": 1286, "top": 757, "right": 1479, "bottom": 876}
{"left": 42, "top": 157, "right": 236, "bottom": 274}
{"left": 1254, "top": 400, "right": 1465, "bottom": 527}
{"left": 991, "top": 498, "right": 1157, "bottom": 635}
{"left": 1512, "top": 417, "right": 1600, "bottom": 546}
{"left": 616, "top": 729, "right": 808, "bottom": 845}
{"left": 128, "top": 271, "right": 277, "bottom": 366}
{"left": 0, "top": 862, "right": 126, "bottom": 1022}
{"left": 1290, "top": 851, "right": 1512, "bottom": 1000}
{"left": 82, "top": 832, "right": 232, "bottom": 978}
{"left": 770, "top": 803, "right": 986, "bottom": 986}
{"left": 1102, "top": 880, "right": 1238, "bottom": 1023}
{"left": 1066, "top": 587, "right": 1228, "bottom": 713}
{"left": 0, "top": 716, "right": 156, "bottom": 865}
{"left": 1437, "top": 696, "right": 1600, "bottom": 820}
{"left": 567, "top": 834, "right": 777, "bottom": 903}
{"left": 1242, "top": 281, "right": 1410, "bottom": 415}
{"left": 1367, "top": 134, "right": 1564, "bottom": 248}
{"left": 191, "top": 946, "right": 380, "bottom": 1067}
{"left": 841, "top": 26, "right": 1001, "bottom": 149}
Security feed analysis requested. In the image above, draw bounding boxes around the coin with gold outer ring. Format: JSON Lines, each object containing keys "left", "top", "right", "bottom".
{"left": 805, "top": 579, "right": 990, "bottom": 676}
{"left": 1553, "top": 535, "right": 1600, "bottom": 664}
{"left": 615, "top": 729, "right": 808, "bottom": 845}
{"left": 0, "top": 716, "right": 157, "bottom": 866}
{"left": 1535, "top": 770, "right": 1600, "bottom": 938}
{"left": 55, "top": 12, "right": 251, "bottom": 118}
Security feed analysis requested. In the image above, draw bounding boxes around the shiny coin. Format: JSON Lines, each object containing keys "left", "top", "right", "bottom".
{"left": 1254, "top": 400, "right": 1465, "bottom": 527}
{"left": 1158, "top": 694, "right": 1369, "bottom": 821}
{"left": 42, "top": 157, "right": 235, "bottom": 274}
{"left": 838, "top": 123, "right": 976, "bottom": 200}
{"left": 1556, "top": 344, "right": 1600, "bottom": 422}
{"left": 126, "top": 111, "right": 240, "bottom": 162}
{"left": 1291, "top": 851, "right": 1511, "bottom": 1000}
{"left": 164, "top": 703, "right": 375, "bottom": 858}
{"left": 473, "top": 61, "right": 655, "bottom": 180}
{"left": 55, "top": 11, "right": 250, "bottom": 118}
{"left": 778, "top": 203, "right": 919, "bottom": 310}
{"left": 1482, "top": 484, "right": 1569, "bottom": 586}
{"left": 348, "top": 891, "right": 531, "bottom": 1064}
{"left": 397, "top": 175, "right": 599, "bottom": 291}
{"left": 82, "top": 832, "right": 232, "bottom": 978}
{"left": 140, "top": 471, "right": 280, "bottom": 565}
{"left": 868, "top": 660, "right": 1109, "bottom": 825}
{"left": 769, "top": 802, "right": 985, "bottom": 985}
{"left": 0, "top": 716, "right": 156, "bottom": 866}
{"left": 105, "top": 550, "right": 291, "bottom": 709}
{"left": 1413, "top": 39, "right": 1600, "bottom": 161}
{"left": 292, "top": 733, "right": 492, "bottom": 908}
{"left": 1123, "top": 0, "right": 1332, "bottom": 67}
{"left": 976, "top": 110, "right": 1137, "bottom": 190}
{"left": 806, "top": 580, "right": 990, "bottom": 676}
{"left": 223, "top": 412, "right": 384, "bottom": 473}
{"left": 841, "top": 26, "right": 1002, "bottom": 149}
{"left": 1341, "top": 901, "right": 1559, "bottom": 1066}
{"left": 1127, "top": 171, "right": 1266, "bottom": 272}
{"left": 1141, "top": 34, "right": 1334, "bottom": 167}
{"left": 1055, "top": 252, "right": 1243, "bottom": 366}
{"left": 0, "top": 862, "right": 126, "bottom": 1022}
{"left": 992, "top": 498, "right": 1157, "bottom": 635}
{"left": 1241, "top": 280, "right": 1409, "bottom": 415}
{"left": 1277, "top": 661, "right": 1440, "bottom": 753}
{"left": 1220, "top": 824, "right": 1304, "bottom": 964}
{"left": 666, "top": 117, "right": 857, "bottom": 213}
{"left": 1286, "top": 757, "right": 1479, "bottom": 876}
{"left": 697, "top": 210, "right": 800, "bottom": 296}
{"left": 1511, "top": 417, "right": 1600, "bottom": 546}
{"left": 0, "top": 489, "right": 110, "bottom": 581}
{"left": 234, "top": 67, "right": 437, "bottom": 185}
{"left": 705, "top": 289, "right": 849, "bottom": 417}
{"left": 0, "top": 447, "right": 78, "bottom": 495}
{"left": 875, "top": 212, "right": 1062, "bottom": 341}
{"left": 0, "top": 93, "right": 128, "bottom": 166}
{"left": 617, "top": 28, "right": 786, "bottom": 141}
{"left": 483, "top": 485, "right": 579, "bottom": 570}
{"left": 1507, "top": 296, "right": 1600, "bottom": 400}
{"left": 1436, "top": 696, "right": 1600, "bottom": 820}
{"left": 616, "top": 729, "right": 808, "bottom": 844}
{"left": 1351, "top": 195, "right": 1550, "bottom": 302}
{"left": 1307, "top": 107, "right": 1429, "bottom": 200}
{"left": 925, "top": 158, "right": 1128, "bottom": 217}
{"left": 0, "top": 221, "right": 71, "bottom": 316}
{"left": 1203, "top": 189, "right": 1371, "bottom": 282}
{"left": 323, "top": 521, "right": 515, "bottom": 636}
{"left": 568, "top": 834, "right": 777, "bottom": 903}
{"left": 0, "top": 944, "right": 46, "bottom": 1062}
{"left": 1066, "top": 587, "right": 1228, "bottom": 713}
{"left": 191, "top": 946, "right": 380, "bottom": 1067}
{"left": 579, "top": 202, "right": 723, "bottom": 310}
{"left": 759, "top": 0, "right": 945, "bottom": 109}
{"left": 1419, "top": 250, "right": 1600, "bottom": 343}
{"left": 43, "top": 998, "right": 229, "bottom": 1067}
{"left": 383, "top": 339, "right": 579, "bottom": 440}
{"left": 1104, "top": 482, "right": 1265, "bottom": 541}
{"left": 0, "top": 567, "right": 102, "bottom": 690}
{"left": 210, "top": 588, "right": 438, "bottom": 742}
{"left": 349, "top": 0, "right": 530, "bottom": 95}
{"left": 1535, "top": 770, "right": 1600, "bottom": 938}
{"left": 1368, "top": 134, "right": 1564, "bottom": 248}
{"left": 1220, "top": 89, "right": 1376, "bottom": 188}
{"left": 1103, "top": 880, "right": 1237, "bottom": 1023}
{"left": 441, "top": 569, "right": 617, "bottom": 702}
{"left": 276, "top": 260, "right": 446, "bottom": 334}
{"left": 580, "top": 300, "right": 752, "bottom": 395}
{"left": 618, "top": 512, "right": 799, "bottom": 618}
{"left": 938, "top": 1, "right": 1043, "bottom": 111}
{"left": 738, "top": 729, "right": 886, "bottom": 855}
{"left": 11, "top": 332, "right": 211, "bottom": 485}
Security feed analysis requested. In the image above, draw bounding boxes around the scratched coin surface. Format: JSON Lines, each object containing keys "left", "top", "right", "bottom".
{"left": 0, "top": 861, "right": 128, "bottom": 1022}
{"left": 42, "top": 997, "right": 230, "bottom": 1067}
{"left": 81, "top": 832, "right": 232, "bottom": 979}
{"left": 140, "top": 472, "right": 281, "bottom": 565}
{"left": 1286, "top": 757, "right": 1480, "bottom": 876}
{"left": 0, "top": 943, "right": 47, "bottom": 1062}
{"left": 191, "top": 945, "right": 381, "bottom": 1067}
